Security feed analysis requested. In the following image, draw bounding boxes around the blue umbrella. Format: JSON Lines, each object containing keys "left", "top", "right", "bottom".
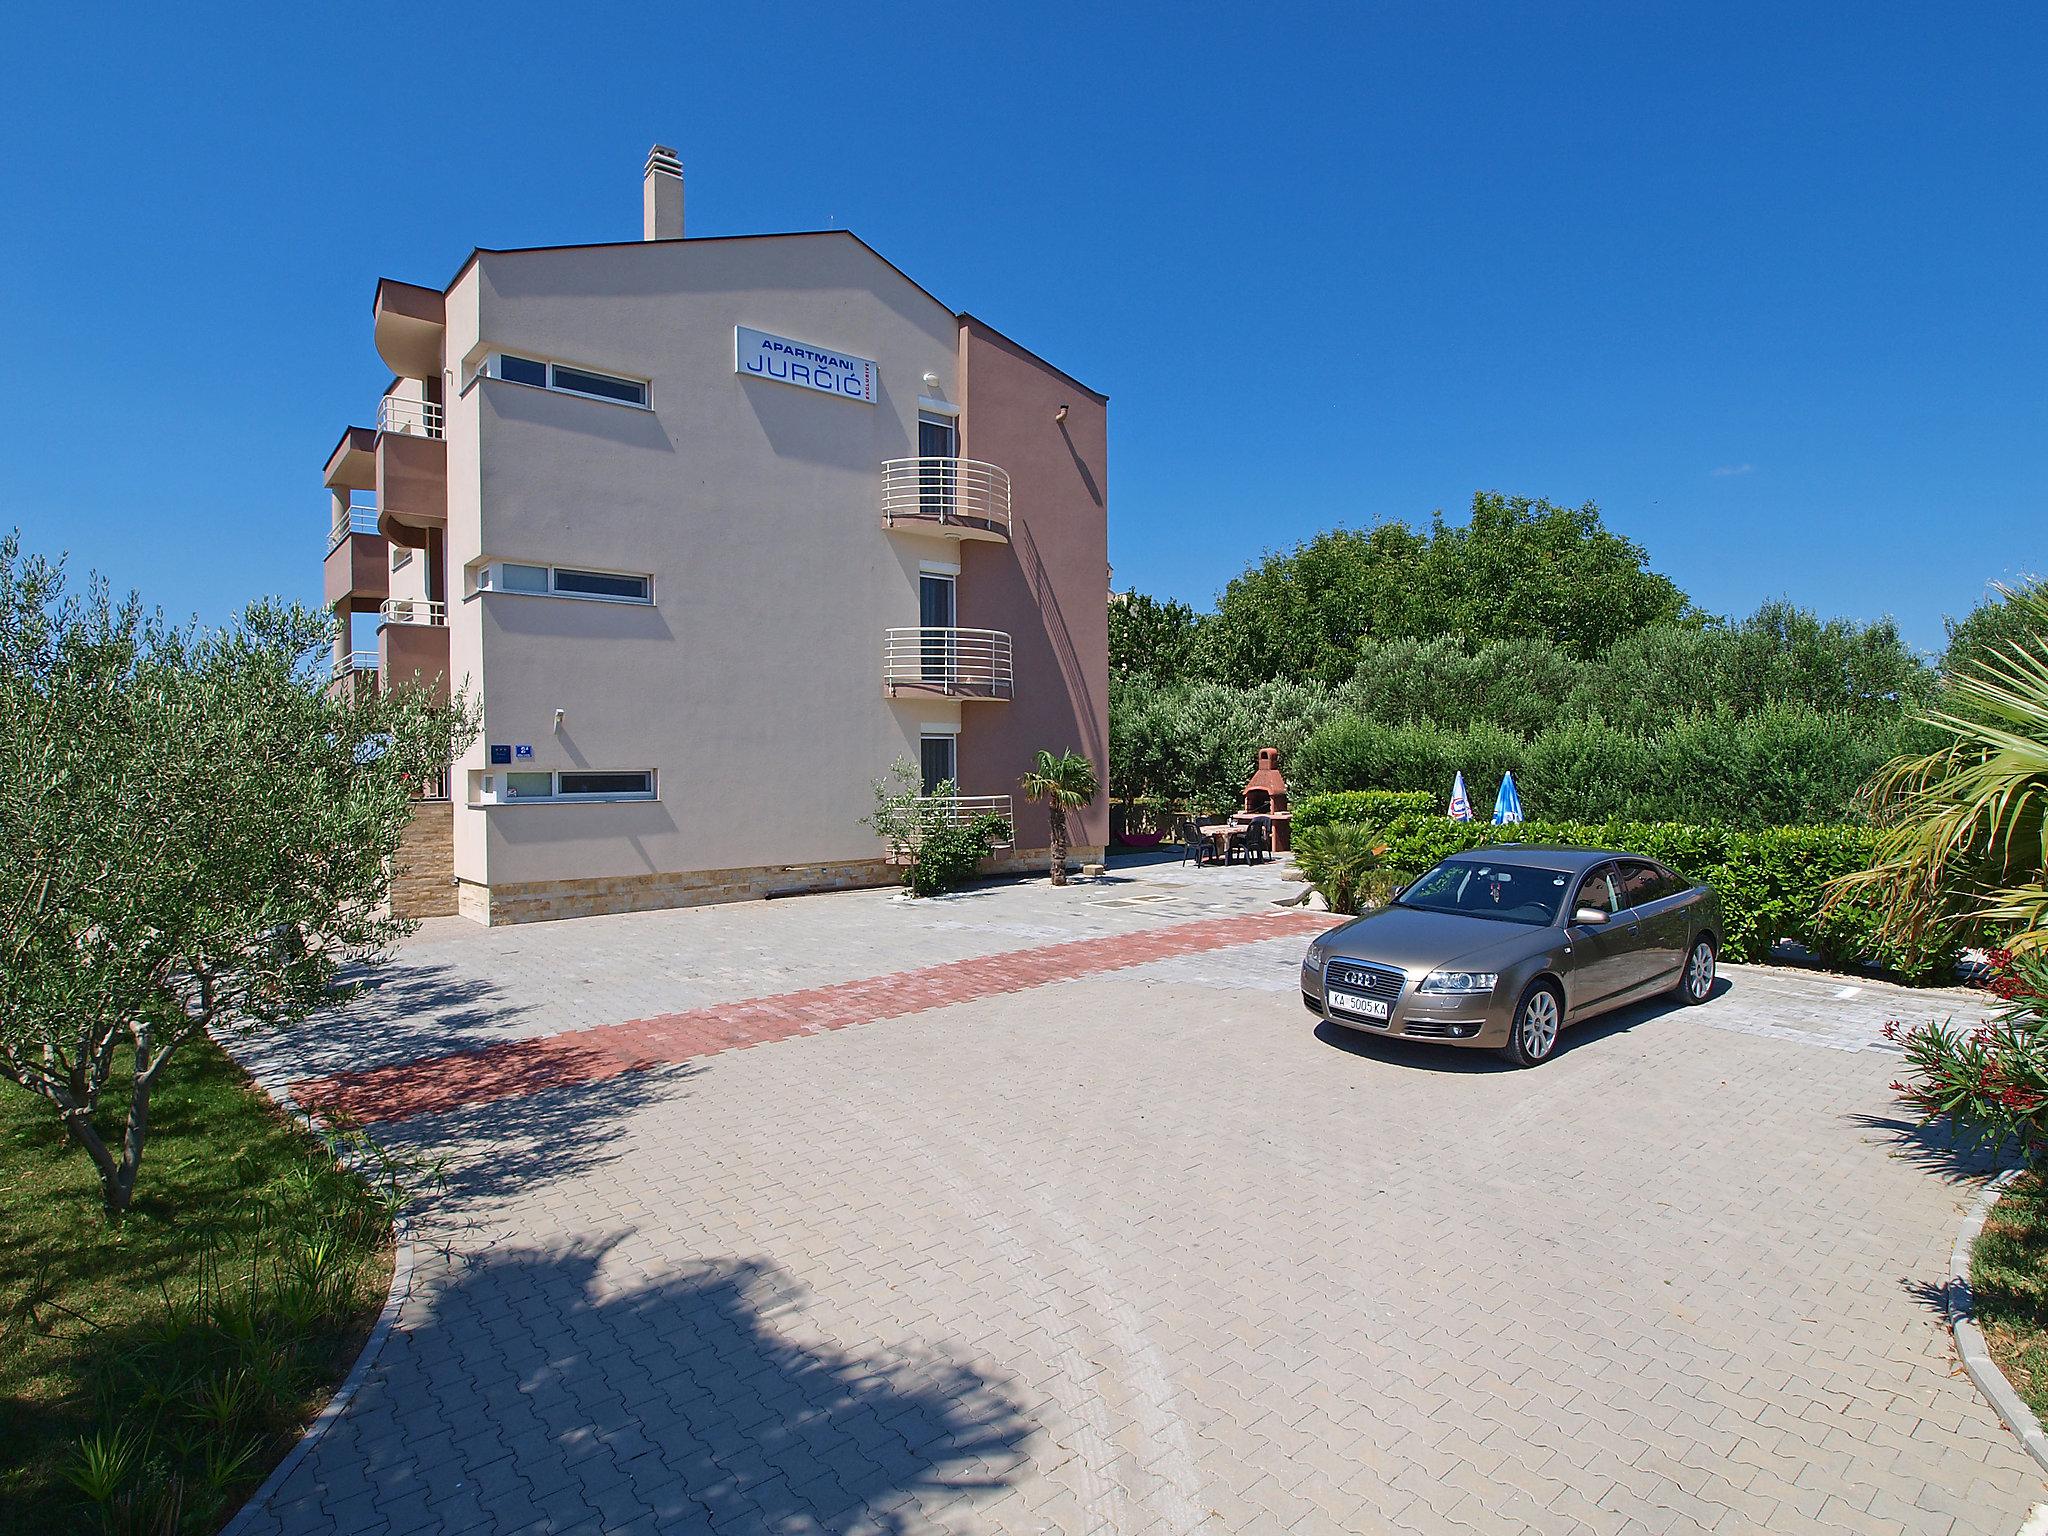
{"left": 1447, "top": 771, "right": 1473, "bottom": 822}
{"left": 1492, "top": 770, "right": 1524, "bottom": 825}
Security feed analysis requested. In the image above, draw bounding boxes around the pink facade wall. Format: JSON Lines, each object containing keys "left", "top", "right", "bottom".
{"left": 955, "top": 319, "right": 1111, "bottom": 852}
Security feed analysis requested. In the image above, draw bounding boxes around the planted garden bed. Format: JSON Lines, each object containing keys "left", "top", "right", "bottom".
{"left": 0, "top": 1037, "right": 403, "bottom": 1535}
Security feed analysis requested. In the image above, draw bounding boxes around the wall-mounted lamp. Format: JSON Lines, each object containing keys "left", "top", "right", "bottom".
{"left": 554, "top": 708, "right": 566, "bottom": 731}
{"left": 922, "top": 370, "right": 940, "bottom": 389}
{"left": 1054, "top": 404, "right": 1069, "bottom": 424}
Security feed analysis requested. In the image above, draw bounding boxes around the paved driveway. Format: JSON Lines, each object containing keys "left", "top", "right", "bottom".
{"left": 231, "top": 859, "right": 2043, "bottom": 1534}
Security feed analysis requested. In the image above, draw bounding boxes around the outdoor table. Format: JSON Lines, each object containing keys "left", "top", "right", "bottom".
{"left": 1197, "top": 823, "right": 1241, "bottom": 861}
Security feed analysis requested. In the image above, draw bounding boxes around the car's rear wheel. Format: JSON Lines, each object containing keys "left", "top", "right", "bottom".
{"left": 1500, "top": 983, "right": 1563, "bottom": 1068}
{"left": 1676, "top": 937, "right": 1716, "bottom": 1005}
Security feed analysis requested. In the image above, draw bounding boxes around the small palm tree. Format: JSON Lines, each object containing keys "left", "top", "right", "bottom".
{"left": 1020, "top": 749, "right": 1099, "bottom": 886}
{"left": 1830, "top": 582, "right": 2048, "bottom": 951}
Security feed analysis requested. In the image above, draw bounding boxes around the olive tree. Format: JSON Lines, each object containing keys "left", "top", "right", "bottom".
{"left": 0, "top": 537, "right": 477, "bottom": 1212}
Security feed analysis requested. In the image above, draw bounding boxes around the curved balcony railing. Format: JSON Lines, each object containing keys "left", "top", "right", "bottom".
{"left": 883, "top": 627, "right": 1013, "bottom": 700}
{"left": 379, "top": 598, "right": 447, "bottom": 626}
{"left": 376, "top": 394, "right": 444, "bottom": 440}
{"left": 881, "top": 457, "right": 1010, "bottom": 540}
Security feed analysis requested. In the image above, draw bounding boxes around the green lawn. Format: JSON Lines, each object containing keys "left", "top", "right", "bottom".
{"left": 1973, "top": 1172, "right": 2048, "bottom": 1421}
{"left": 0, "top": 1036, "right": 397, "bottom": 1535}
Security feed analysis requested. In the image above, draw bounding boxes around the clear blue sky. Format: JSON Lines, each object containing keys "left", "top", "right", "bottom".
{"left": 3, "top": 4, "right": 2041, "bottom": 654}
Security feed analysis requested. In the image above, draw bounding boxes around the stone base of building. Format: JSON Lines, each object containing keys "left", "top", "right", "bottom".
{"left": 390, "top": 801, "right": 458, "bottom": 919}
{"left": 449, "top": 844, "right": 1111, "bottom": 926}
{"left": 979, "top": 845, "right": 1108, "bottom": 879}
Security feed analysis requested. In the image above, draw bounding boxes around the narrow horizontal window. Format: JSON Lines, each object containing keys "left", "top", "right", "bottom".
{"left": 552, "top": 568, "right": 649, "bottom": 601}
{"left": 558, "top": 771, "right": 654, "bottom": 799}
{"left": 499, "top": 562, "right": 550, "bottom": 594}
{"left": 549, "top": 365, "right": 647, "bottom": 407}
{"left": 471, "top": 560, "right": 654, "bottom": 605}
{"left": 498, "top": 354, "right": 549, "bottom": 388}
{"left": 504, "top": 771, "right": 553, "bottom": 800}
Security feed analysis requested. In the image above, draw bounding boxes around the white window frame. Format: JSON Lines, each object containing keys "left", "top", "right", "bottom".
{"left": 469, "top": 561, "right": 655, "bottom": 606}
{"left": 390, "top": 545, "right": 413, "bottom": 571}
{"left": 474, "top": 352, "right": 651, "bottom": 410}
{"left": 469, "top": 768, "right": 658, "bottom": 806}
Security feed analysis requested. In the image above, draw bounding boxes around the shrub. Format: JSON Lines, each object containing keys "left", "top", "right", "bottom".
{"left": 1293, "top": 824, "right": 1388, "bottom": 913}
{"left": 908, "top": 814, "right": 1010, "bottom": 897}
{"left": 1292, "top": 790, "right": 1436, "bottom": 831}
{"left": 1890, "top": 947, "right": 2048, "bottom": 1163}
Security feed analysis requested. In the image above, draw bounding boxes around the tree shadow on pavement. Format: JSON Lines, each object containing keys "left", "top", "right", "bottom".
{"left": 1847, "top": 1109, "right": 2007, "bottom": 1185}
{"left": 236, "top": 962, "right": 539, "bottom": 1085}
{"left": 253, "top": 1242, "right": 1033, "bottom": 1535}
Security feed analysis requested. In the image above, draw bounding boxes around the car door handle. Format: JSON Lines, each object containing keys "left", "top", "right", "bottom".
{"left": 1627, "top": 925, "right": 1642, "bottom": 936}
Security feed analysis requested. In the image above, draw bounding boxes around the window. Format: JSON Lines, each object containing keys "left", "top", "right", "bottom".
{"left": 391, "top": 546, "right": 413, "bottom": 571}
{"left": 552, "top": 568, "right": 651, "bottom": 601}
{"left": 919, "top": 735, "right": 957, "bottom": 795}
{"left": 1619, "top": 861, "right": 1688, "bottom": 906}
{"left": 1577, "top": 862, "right": 1626, "bottom": 916}
{"left": 559, "top": 771, "right": 654, "bottom": 798}
{"left": 474, "top": 769, "right": 657, "bottom": 804}
{"left": 1395, "top": 859, "right": 1575, "bottom": 927}
{"left": 497, "top": 562, "right": 550, "bottom": 594}
{"left": 481, "top": 353, "right": 648, "bottom": 408}
{"left": 472, "top": 562, "right": 653, "bottom": 604}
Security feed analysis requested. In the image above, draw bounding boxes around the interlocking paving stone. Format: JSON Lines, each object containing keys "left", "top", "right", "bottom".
{"left": 227, "top": 862, "right": 2046, "bottom": 1533}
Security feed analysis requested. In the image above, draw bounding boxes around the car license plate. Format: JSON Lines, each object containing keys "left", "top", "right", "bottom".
{"left": 1328, "top": 989, "right": 1389, "bottom": 1020}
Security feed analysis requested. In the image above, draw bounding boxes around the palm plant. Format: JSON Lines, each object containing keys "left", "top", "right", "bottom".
{"left": 1020, "top": 749, "right": 1099, "bottom": 886}
{"left": 1830, "top": 582, "right": 2048, "bottom": 951}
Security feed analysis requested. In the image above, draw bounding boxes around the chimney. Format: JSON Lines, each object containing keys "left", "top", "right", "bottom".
{"left": 643, "top": 144, "right": 684, "bottom": 240}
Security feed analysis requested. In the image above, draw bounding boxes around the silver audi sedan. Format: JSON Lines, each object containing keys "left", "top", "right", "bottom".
{"left": 1301, "top": 847, "right": 1722, "bottom": 1067}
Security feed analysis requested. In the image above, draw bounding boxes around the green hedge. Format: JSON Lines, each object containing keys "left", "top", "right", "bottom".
{"left": 1290, "top": 705, "right": 1910, "bottom": 828}
{"left": 1307, "top": 809, "right": 1956, "bottom": 983}
{"left": 1292, "top": 790, "right": 1437, "bottom": 831}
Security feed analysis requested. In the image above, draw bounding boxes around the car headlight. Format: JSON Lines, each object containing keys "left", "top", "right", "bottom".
{"left": 1303, "top": 940, "right": 1327, "bottom": 970}
{"left": 1418, "top": 970, "right": 1498, "bottom": 994}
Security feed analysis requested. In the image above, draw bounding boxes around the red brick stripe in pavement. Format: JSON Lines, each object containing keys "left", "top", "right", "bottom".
{"left": 294, "top": 908, "right": 1332, "bottom": 1126}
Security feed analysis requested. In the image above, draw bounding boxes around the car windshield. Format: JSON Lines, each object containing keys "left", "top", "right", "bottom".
{"left": 1395, "top": 859, "right": 1575, "bottom": 926}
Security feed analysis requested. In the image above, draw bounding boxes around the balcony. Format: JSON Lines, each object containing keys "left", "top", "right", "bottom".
{"left": 375, "top": 395, "right": 446, "bottom": 546}
{"left": 373, "top": 279, "right": 446, "bottom": 379}
{"left": 324, "top": 504, "right": 389, "bottom": 608}
{"left": 328, "top": 650, "right": 379, "bottom": 703}
{"left": 882, "top": 458, "right": 1011, "bottom": 542}
{"left": 378, "top": 601, "right": 450, "bottom": 705}
{"left": 883, "top": 794, "right": 1016, "bottom": 861}
{"left": 883, "top": 628, "right": 1013, "bottom": 701}
{"left": 377, "top": 395, "right": 443, "bottom": 439}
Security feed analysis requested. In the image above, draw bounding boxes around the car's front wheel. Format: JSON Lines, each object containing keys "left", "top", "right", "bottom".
{"left": 1676, "top": 937, "right": 1716, "bottom": 1005}
{"left": 1500, "top": 983, "right": 1563, "bottom": 1068}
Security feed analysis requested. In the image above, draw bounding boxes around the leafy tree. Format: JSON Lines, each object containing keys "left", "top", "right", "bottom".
{"left": 1108, "top": 592, "right": 1207, "bottom": 680}
{"left": 1945, "top": 580, "right": 2048, "bottom": 680}
{"left": 1019, "top": 749, "right": 1098, "bottom": 886}
{"left": 1203, "top": 492, "right": 1692, "bottom": 685}
{"left": 0, "top": 537, "right": 477, "bottom": 1212}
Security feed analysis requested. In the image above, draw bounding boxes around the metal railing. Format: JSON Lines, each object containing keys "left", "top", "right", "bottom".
{"left": 332, "top": 649, "right": 378, "bottom": 679}
{"left": 882, "top": 457, "right": 1010, "bottom": 538}
{"left": 883, "top": 627, "right": 1013, "bottom": 699}
{"left": 885, "top": 793, "right": 1016, "bottom": 857}
{"left": 379, "top": 598, "right": 447, "bottom": 627}
{"left": 376, "top": 395, "right": 444, "bottom": 439}
{"left": 919, "top": 794, "right": 1015, "bottom": 844}
{"left": 328, "top": 504, "right": 380, "bottom": 550}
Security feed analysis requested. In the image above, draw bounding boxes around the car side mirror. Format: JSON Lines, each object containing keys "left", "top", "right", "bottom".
{"left": 1573, "top": 907, "right": 1610, "bottom": 927}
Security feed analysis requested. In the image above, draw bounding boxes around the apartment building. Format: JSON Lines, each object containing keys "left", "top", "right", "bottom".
{"left": 322, "top": 147, "right": 1109, "bottom": 924}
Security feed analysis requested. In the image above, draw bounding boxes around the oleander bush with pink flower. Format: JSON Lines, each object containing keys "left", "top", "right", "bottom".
{"left": 1889, "top": 949, "right": 2048, "bottom": 1163}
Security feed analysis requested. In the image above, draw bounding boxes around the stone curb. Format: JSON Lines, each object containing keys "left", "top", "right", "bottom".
{"left": 215, "top": 1211, "right": 413, "bottom": 1536}
{"left": 1950, "top": 1166, "right": 2048, "bottom": 1476}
